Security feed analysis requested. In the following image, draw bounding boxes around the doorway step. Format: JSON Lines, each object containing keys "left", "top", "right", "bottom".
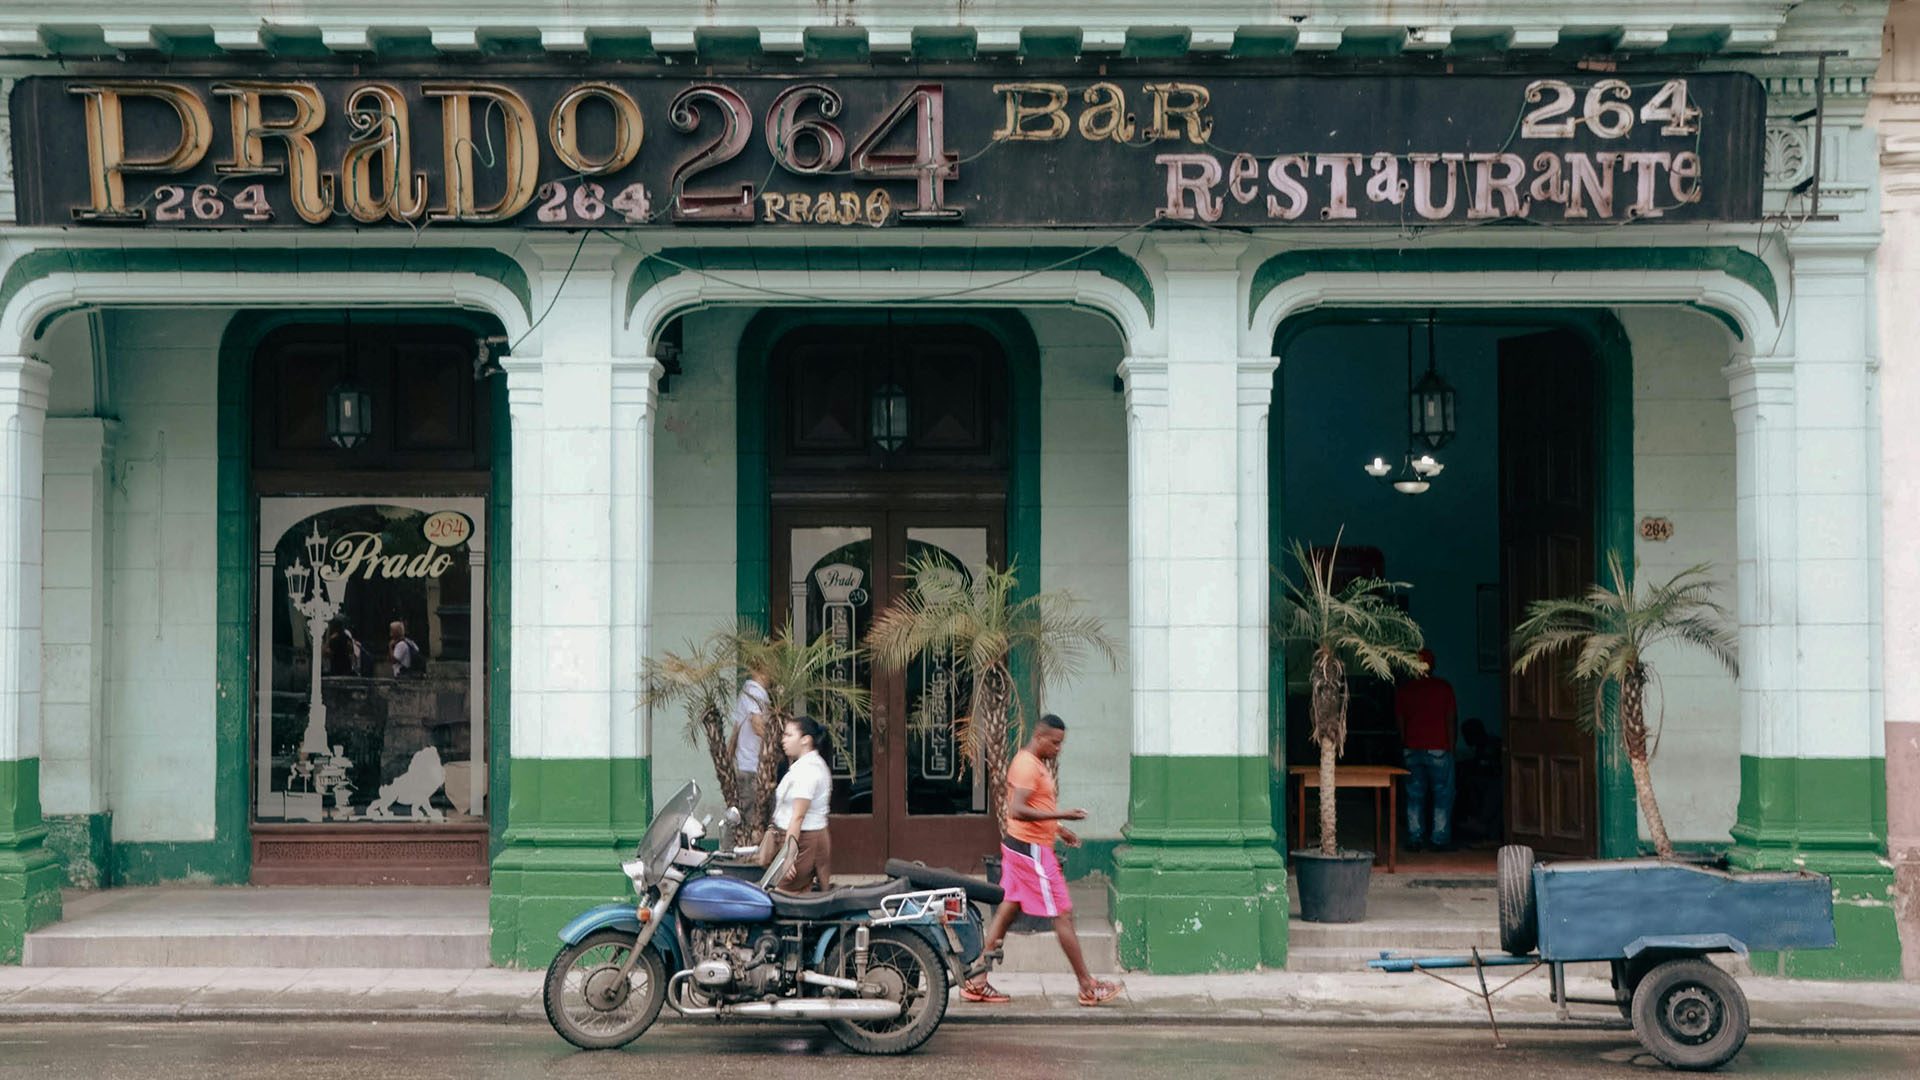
{"left": 1285, "top": 871, "right": 1503, "bottom": 972}
{"left": 22, "top": 887, "right": 490, "bottom": 967}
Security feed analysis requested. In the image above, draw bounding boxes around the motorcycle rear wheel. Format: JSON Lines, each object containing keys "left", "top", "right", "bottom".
{"left": 543, "top": 929, "right": 667, "bottom": 1050}
{"left": 823, "top": 928, "right": 950, "bottom": 1055}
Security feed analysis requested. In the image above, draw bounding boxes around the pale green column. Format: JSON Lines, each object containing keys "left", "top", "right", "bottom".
{"left": 489, "top": 243, "right": 659, "bottom": 966}
{"left": 1110, "top": 240, "right": 1286, "bottom": 972}
{"left": 0, "top": 355, "right": 59, "bottom": 963}
{"left": 1727, "top": 238, "right": 1896, "bottom": 979}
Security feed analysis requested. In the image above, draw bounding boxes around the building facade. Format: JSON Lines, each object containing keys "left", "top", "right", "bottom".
{"left": 0, "top": 0, "right": 1907, "bottom": 977}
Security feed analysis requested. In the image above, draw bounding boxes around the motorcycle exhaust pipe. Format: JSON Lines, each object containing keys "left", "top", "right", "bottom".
{"left": 667, "top": 973, "right": 902, "bottom": 1021}
{"left": 725, "top": 999, "right": 903, "bottom": 1020}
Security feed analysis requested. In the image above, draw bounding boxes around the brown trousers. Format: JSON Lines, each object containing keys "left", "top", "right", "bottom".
{"left": 785, "top": 828, "right": 832, "bottom": 892}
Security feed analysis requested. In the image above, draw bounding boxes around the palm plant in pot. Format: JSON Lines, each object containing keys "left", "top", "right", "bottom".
{"left": 734, "top": 623, "right": 870, "bottom": 829}
{"left": 641, "top": 621, "right": 868, "bottom": 831}
{"left": 1275, "top": 536, "right": 1427, "bottom": 923}
{"left": 867, "top": 555, "right": 1119, "bottom": 838}
{"left": 639, "top": 626, "right": 752, "bottom": 815}
{"left": 1510, "top": 553, "right": 1737, "bottom": 859}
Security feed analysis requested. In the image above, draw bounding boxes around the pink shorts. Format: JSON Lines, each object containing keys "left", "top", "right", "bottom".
{"left": 999, "top": 841, "right": 1072, "bottom": 918}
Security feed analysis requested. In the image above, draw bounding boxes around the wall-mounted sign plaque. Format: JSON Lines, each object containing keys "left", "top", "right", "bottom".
{"left": 8, "top": 73, "right": 1764, "bottom": 229}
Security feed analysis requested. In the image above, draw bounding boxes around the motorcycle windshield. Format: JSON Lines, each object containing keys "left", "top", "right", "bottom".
{"left": 638, "top": 780, "right": 701, "bottom": 872}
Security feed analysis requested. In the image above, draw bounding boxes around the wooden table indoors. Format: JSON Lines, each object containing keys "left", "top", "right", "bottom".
{"left": 1288, "top": 764, "right": 1412, "bottom": 873}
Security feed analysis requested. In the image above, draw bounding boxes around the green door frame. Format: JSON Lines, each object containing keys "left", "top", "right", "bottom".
{"left": 145, "top": 309, "right": 512, "bottom": 888}
{"left": 730, "top": 308, "right": 1043, "bottom": 842}
{"left": 1268, "top": 308, "right": 1637, "bottom": 861}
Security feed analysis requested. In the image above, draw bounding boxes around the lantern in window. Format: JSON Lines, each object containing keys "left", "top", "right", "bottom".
{"left": 327, "top": 378, "right": 373, "bottom": 449}
{"left": 870, "top": 383, "right": 910, "bottom": 453}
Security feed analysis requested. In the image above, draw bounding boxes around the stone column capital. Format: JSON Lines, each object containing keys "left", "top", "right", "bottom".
{"left": 610, "top": 355, "right": 662, "bottom": 418}
{"left": 1117, "top": 356, "right": 1169, "bottom": 418}
{"left": 0, "top": 355, "right": 52, "bottom": 407}
{"left": 1148, "top": 235, "right": 1251, "bottom": 274}
{"left": 1236, "top": 356, "right": 1278, "bottom": 405}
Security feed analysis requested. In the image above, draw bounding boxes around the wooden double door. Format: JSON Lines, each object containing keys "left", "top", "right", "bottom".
{"left": 772, "top": 505, "right": 1004, "bottom": 873}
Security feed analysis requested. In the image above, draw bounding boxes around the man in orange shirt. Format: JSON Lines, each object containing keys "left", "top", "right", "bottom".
{"left": 961, "top": 715, "right": 1121, "bottom": 1007}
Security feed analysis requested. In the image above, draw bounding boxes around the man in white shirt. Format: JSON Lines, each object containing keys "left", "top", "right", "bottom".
{"left": 725, "top": 665, "right": 772, "bottom": 826}
{"left": 773, "top": 715, "right": 834, "bottom": 891}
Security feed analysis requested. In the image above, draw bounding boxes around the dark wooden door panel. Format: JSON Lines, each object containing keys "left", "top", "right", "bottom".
{"left": 1501, "top": 330, "right": 1600, "bottom": 857}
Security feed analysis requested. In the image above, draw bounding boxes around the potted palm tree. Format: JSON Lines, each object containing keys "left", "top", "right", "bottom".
{"left": 867, "top": 555, "right": 1119, "bottom": 835}
{"left": 640, "top": 627, "right": 752, "bottom": 815}
{"left": 1510, "top": 553, "right": 1738, "bottom": 859}
{"left": 640, "top": 621, "right": 867, "bottom": 831}
{"left": 1275, "top": 536, "right": 1427, "bottom": 923}
{"left": 736, "top": 624, "right": 870, "bottom": 829}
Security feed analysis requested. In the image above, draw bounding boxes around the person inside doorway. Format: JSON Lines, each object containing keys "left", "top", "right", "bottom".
{"left": 389, "top": 621, "right": 422, "bottom": 678}
{"left": 1454, "top": 717, "right": 1504, "bottom": 846}
{"left": 962, "top": 715, "right": 1121, "bottom": 1007}
{"left": 773, "top": 715, "right": 833, "bottom": 892}
{"left": 726, "top": 660, "right": 773, "bottom": 828}
{"left": 1395, "top": 648, "right": 1457, "bottom": 853}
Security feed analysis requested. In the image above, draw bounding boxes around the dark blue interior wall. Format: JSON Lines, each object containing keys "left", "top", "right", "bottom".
{"left": 1280, "top": 322, "right": 1518, "bottom": 739}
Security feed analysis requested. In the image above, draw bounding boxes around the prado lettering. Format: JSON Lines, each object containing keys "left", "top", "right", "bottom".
{"left": 327, "top": 532, "right": 457, "bottom": 581}
{"left": 7, "top": 74, "right": 1764, "bottom": 228}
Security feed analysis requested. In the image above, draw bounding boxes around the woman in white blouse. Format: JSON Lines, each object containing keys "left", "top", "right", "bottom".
{"left": 773, "top": 715, "right": 834, "bottom": 892}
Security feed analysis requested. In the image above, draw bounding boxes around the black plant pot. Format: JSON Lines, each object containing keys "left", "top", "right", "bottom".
{"left": 982, "top": 854, "right": 1052, "bottom": 931}
{"left": 1293, "top": 849, "right": 1374, "bottom": 923}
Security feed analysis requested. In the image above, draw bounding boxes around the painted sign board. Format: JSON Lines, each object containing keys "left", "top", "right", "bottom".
{"left": 8, "top": 73, "right": 1764, "bottom": 229}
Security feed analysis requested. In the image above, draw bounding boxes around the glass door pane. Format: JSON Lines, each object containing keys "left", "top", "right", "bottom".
{"left": 255, "top": 497, "right": 486, "bottom": 826}
{"left": 902, "top": 526, "right": 991, "bottom": 817}
{"left": 786, "top": 525, "right": 875, "bottom": 815}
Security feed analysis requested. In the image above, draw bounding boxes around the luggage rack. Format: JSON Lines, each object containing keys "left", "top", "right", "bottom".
{"left": 872, "top": 887, "right": 969, "bottom": 925}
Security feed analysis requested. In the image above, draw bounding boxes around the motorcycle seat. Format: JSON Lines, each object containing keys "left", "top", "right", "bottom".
{"left": 884, "top": 858, "right": 1005, "bottom": 905}
{"left": 769, "top": 877, "right": 911, "bottom": 920}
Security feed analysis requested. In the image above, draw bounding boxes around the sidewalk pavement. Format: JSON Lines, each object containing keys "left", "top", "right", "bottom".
{"left": 3, "top": 966, "right": 1918, "bottom": 1034}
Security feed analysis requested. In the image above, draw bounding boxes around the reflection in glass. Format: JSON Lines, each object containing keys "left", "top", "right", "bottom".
{"left": 257, "top": 500, "right": 484, "bottom": 826}
{"left": 905, "top": 527, "right": 990, "bottom": 817}
{"left": 789, "top": 527, "right": 874, "bottom": 815}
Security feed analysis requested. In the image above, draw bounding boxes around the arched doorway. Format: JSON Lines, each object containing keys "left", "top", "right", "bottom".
{"left": 247, "top": 316, "right": 499, "bottom": 884}
{"left": 760, "top": 315, "right": 1014, "bottom": 871}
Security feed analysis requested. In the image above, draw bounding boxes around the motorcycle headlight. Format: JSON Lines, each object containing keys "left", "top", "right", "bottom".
{"left": 621, "top": 858, "right": 647, "bottom": 890}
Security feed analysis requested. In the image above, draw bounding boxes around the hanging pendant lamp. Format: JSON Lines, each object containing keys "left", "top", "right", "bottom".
{"left": 327, "top": 313, "right": 373, "bottom": 450}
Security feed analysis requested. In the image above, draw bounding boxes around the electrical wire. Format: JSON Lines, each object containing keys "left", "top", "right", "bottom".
{"left": 511, "top": 228, "right": 589, "bottom": 352}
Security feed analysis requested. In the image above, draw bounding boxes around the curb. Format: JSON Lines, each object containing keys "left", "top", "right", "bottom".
{"left": 2, "top": 1004, "right": 1916, "bottom": 1037}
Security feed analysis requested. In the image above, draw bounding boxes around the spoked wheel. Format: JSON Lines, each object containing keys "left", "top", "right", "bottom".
{"left": 542, "top": 930, "right": 668, "bottom": 1050}
{"left": 1629, "top": 958, "right": 1750, "bottom": 1071}
{"left": 823, "top": 928, "right": 950, "bottom": 1055}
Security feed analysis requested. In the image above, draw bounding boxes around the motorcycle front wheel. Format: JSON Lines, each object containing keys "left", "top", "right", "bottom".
{"left": 823, "top": 928, "right": 950, "bottom": 1055}
{"left": 542, "top": 929, "right": 668, "bottom": 1050}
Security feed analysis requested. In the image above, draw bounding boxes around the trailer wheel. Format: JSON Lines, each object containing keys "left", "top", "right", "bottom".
{"left": 1630, "top": 958, "right": 1749, "bottom": 1071}
{"left": 1497, "top": 844, "right": 1537, "bottom": 955}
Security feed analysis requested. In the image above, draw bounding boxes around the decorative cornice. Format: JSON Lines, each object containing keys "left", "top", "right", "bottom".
{"left": 0, "top": 2, "right": 1866, "bottom": 65}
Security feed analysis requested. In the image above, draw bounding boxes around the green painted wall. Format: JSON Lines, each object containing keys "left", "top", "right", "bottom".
{"left": 0, "top": 759, "right": 62, "bottom": 963}
{"left": 42, "top": 813, "right": 111, "bottom": 889}
{"left": 1111, "top": 755, "right": 1287, "bottom": 972}
{"left": 1732, "top": 755, "right": 1897, "bottom": 979}
{"left": 489, "top": 757, "right": 652, "bottom": 967}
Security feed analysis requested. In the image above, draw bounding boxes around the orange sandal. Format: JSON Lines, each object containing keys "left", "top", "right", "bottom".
{"left": 1077, "top": 980, "right": 1121, "bottom": 1006}
{"left": 961, "top": 980, "right": 1012, "bottom": 1003}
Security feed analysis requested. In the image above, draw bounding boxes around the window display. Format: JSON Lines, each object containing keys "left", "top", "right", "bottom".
{"left": 255, "top": 497, "right": 487, "bottom": 826}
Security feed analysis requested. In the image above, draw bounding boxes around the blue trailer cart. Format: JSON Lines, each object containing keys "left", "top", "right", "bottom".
{"left": 1369, "top": 845, "right": 1836, "bottom": 1071}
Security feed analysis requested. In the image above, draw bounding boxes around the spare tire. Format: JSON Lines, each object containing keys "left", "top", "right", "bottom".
{"left": 1498, "top": 844, "right": 1538, "bottom": 956}
{"left": 883, "top": 858, "right": 1005, "bottom": 905}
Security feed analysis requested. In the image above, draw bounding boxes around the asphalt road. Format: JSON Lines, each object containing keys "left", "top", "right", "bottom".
{"left": 1, "top": 1022, "right": 1917, "bottom": 1078}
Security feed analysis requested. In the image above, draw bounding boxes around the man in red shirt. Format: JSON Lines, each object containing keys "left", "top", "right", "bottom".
{"left": 1394, "top": 648, "right": 1457, "bottom": 853}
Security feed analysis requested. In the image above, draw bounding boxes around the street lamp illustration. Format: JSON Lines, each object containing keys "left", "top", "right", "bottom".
{"left": 283, "top": 521, "right": 357, "bottom": 820}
